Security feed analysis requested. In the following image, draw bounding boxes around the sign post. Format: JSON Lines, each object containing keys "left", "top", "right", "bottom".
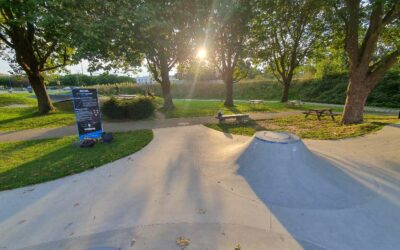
{"left": 71, "top": 88, "right": 103, "bottom": 140}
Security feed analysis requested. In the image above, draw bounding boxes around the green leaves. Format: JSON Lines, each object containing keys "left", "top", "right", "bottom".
{"left": 251, "top": 0, "right": 326, "bottom": 84}
{"left": 0, "top": 0, "right": 76, "bottom": 74}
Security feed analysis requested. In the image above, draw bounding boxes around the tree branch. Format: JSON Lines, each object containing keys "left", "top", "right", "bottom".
{"left": 344, "top": 0, "right": 360, "bottom": 66}
{"left": 211, "top": 56, "right": 223, "bottom": 76}
{"left": 368, "top": 49, "right": 400, "bottom": 87}
{"left": 39, "top": 41, "right": 58, "bottom": 69}
{"left": 382, "top": 2, "right": 400, "bottom": 25}
{"left": 0, "top": 32, "right": 14, "bottom": 48}
{"left": 167, "top": 57, "right": 177, "bottom": 71}
{"left": 42, "top": 64, "right": 65, "bottom": 71}
{"left": 1, "top": 7, "right": 14, "bottom": 21}
{"left": 146, "top": 58, "right": 162, "bottom": 83}
{"left": 269, "top": 62, "right": 283, "bottom": 85}
{"left": 27, "top": 22, "right": 35, "bottom": 44}
{"left": 233, "top": 65, "right": 249, "bottom": 83}
{"left": 358, "top": 2, "right": 383, "bottom": 68}
{"left": 0, "top": 23, "right": 11, "bottom": 34}
{"left": 42, "top": 46, "right": 68, "bottom": 72}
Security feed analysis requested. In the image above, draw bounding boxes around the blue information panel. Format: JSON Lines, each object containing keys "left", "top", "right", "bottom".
{"left": 71, "top": 88, "right": 103, "bottom": 140}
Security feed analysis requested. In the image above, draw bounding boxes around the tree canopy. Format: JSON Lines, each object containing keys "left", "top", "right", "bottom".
{"left": 251, "top": 0, "right": 325, "bottom": 102}
{"left": 205, "top": 0, "right": 253, "bottom": 106}
{"left": 0, "top": 0, "right": 75, "bottom": 113}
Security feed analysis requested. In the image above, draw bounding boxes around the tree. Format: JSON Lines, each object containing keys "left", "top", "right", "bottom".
{"left": 207, "top": 0, "right": 253, "bottom": 107}
{"left": 67, "top": 0, "right": 143, "bottom": 75}
{"left": 72, "top": 0, "right": 202, "bottom": 110}
{"left": 252, "top": 0, "right": 325, "bottom": 102}
{"left": 137, "top": 0, "right": 202, "bottom": 109}
{"left": 337, "top": 0, "right": 400, "bottom": 124}
{"left": 0, "top": 0, "right": 73, "bottom": 114}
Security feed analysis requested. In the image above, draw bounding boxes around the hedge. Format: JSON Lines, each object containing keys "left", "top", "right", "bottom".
{"left": 101, "top": 97, "right": 155, "bottom": 120}
{"left": 93, "top": 72, "right": 399, "bottom": 108}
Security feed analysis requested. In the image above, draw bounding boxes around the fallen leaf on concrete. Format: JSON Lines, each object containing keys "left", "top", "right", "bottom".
{"left": 176, "top": 236, "right": 190, "bottom": 249}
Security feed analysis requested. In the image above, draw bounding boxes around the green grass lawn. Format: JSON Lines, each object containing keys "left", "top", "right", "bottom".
{"left": 0, "top": 102, "right": 75, "bottom": 131}
{"left": 0, "top": 93, "right": 37, "bottom": 107}
{"left": 0, "top": 93, "right": 375, "bottom": 132}
{"left": 206, "top": 114, "right": 398, "bottom": 140}
{"left": 1, "top": 95, "right": 336, "bottom": 132}
{"left": 0, "top": 130, "right": 153, "bottom": 191}
{"left": 163, "top": 99, "right": 336, "bottom": 118}
{"left": 0, "top": 93, "right": 77, "bottom": 131}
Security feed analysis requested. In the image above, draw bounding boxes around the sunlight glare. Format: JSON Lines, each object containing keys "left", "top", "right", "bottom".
{"left": 196, "top": 48, "right": 207, "bottom": 59}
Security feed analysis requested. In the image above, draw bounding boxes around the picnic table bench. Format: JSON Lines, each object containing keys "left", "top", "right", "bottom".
{"left": 248, "top": 99, "right": 264, "bottom": 104}
{"left": 288, "top": 100, "right": 304, "bottom": 106}
{"left": 215, "top": 113, "right": 249, "bottom": 123}
{"left": 302, "top": 109, "right": 338, "bottom": 121}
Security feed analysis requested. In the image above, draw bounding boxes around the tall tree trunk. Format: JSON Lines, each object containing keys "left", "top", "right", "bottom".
{"left": 281, "top": 82, "right": 290, "bottom": 103}
{"left": 341, "top": 76, "right": 371, "bottom": 124}
{"left": 160, "top": 63, "right": 175, "bottom": 110}
{"left": 27, "top": 70, "right": 54, "bottom": 114}
{"left": 160, "top": 80, "right": 174, "bottom": 110}
{"left": 340, "top": 1, "right": 400, "bottom": 124}
{"left": 224, "top": 72, "right": 234, "bottom": 107}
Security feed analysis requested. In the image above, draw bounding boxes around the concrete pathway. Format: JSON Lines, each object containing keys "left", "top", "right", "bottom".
{"left": 0, "top": 111, "right": 299, "bottom": 142}
{"left": 0, "top": 124, "right": 399, "bottom": 249}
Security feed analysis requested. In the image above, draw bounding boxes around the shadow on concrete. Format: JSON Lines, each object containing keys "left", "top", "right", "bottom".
{"left": 236, "top": 136, "right": 400, "bottom": 249}
{"left": 1, "top": 127, "right": 225, "bottom": 249}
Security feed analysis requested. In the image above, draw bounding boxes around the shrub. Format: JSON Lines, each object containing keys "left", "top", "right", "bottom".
{"left": 125, "top": 98, "right": 155, "bottom": 119}
{"left": 101, "top": 97, "right": 125, "bottom": 119}
{"left": 101, "top": 97, "right": 154, "bottom": 120}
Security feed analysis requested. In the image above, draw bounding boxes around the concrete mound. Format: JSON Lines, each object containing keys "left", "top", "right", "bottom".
{"left": 238, "top": 131, "right": 378, "bottom": 209}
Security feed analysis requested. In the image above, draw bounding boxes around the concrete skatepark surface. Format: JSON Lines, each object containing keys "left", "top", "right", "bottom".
{"left": 0, "top": 124, "right": 399, "bottom": 249}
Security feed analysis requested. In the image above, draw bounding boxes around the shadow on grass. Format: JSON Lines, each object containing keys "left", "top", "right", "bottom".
{"left": 0, "top": 103, "right": 73, "bottom": 127}
{"left": 225, "top": 105, "right": 240, "bottom": 113}
{"left": 0, "top": 110, "right": 40, "bottom": 126}
{"left": 226, "top": 103, "right": 274, "bottom": 113}
{"left": 54, "top": 100, "right": 74, "bottom": 113}
{"left": 0, "top": 130, "right": 153, "bottom": 191}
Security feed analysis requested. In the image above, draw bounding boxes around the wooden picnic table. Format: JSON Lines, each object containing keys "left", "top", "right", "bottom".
{"left": 302, "top": 109, "right": 338, "bottom": 121}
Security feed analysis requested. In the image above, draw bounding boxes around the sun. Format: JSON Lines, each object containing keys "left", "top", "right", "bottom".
{"left": 196, "top": 48, "right": 207, "bottom": 59}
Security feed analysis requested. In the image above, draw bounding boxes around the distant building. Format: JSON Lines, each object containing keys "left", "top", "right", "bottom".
{"left": 135, "top": 76, "right": 153, "bottom": 84}
{"left": 135, "top": 75, "right": 184, "bottom": 84}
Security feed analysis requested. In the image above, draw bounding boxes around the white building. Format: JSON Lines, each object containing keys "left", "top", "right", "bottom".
{"left": 135, "top": 76, "right": 153, "bottom": 84}
{"left": 135, "top": 74, "right": 185, "bottom": 84}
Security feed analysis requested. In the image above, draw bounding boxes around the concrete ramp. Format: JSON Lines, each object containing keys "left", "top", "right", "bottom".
{"left": 0, "top": 125, "right": 399, "bottom": 250}
{"left": 237, "top": 131, "right": 378, "bottom": 209}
